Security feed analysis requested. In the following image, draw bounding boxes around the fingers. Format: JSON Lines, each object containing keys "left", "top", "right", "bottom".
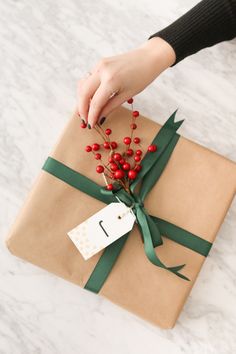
{"left": 87, "top": 82, "right": 121, "bottom": 128}
{"left": 96, "top": 92, "right": 128, "bottom": 124}
{"left": 77, "top": 73, "right": 100, "bottom": 122}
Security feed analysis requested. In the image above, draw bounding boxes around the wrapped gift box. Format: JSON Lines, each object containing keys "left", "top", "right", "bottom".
{"left": 5, "top": 105, "right": 236, "bottom": 329}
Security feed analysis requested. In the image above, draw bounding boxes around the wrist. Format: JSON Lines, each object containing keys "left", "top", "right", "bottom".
{"left": 139, "top": 36, "right": 176, "bottom": 70}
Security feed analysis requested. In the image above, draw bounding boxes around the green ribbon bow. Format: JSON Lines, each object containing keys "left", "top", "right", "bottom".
{"left": 42, "top": 110, "right": 213, "bottom": 294}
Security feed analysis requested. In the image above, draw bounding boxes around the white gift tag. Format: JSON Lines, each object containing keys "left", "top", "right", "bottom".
{"left": 67, "top": 202, "right": 136, "bottom": 260}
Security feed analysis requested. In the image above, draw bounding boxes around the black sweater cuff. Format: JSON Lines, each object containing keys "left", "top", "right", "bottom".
{"left": 148, "top": 0, "right": 236, "bottom": 65}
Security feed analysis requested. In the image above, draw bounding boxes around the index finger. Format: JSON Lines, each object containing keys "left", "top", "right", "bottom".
{"left": 87, "top": 83, "right": 119, "bottom": 128}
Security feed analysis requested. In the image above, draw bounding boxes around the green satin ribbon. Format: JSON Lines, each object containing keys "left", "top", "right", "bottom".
{"left": 42, "top": 110, "right": 213, "bottom": 293}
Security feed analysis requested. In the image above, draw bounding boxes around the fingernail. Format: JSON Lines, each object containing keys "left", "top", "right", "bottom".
{"left": 81, "top": 118, "right": 86, "bottom": 124}
{"left": 99, "top": 116, "right": 106, "bottom": 125}
{"left": 88, "top": 123, "right": 91, "bottom": 129}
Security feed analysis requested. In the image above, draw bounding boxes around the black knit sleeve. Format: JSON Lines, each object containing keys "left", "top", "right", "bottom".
{"left": 148, "top": 0, "right": 236, "bottom": 65}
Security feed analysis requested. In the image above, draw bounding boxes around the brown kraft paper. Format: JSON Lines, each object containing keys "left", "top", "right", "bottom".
{"left": 5, "top": 105, "right": 236, "bottom": 329}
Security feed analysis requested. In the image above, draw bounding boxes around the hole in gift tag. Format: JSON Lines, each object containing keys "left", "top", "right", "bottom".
{"left": 117, "top": 202, "right": 135, "bottom": 220}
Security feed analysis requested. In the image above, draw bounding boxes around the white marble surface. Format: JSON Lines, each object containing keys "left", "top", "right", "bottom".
{"left": 1, "top": 0, "right": 236, "bottom": 353}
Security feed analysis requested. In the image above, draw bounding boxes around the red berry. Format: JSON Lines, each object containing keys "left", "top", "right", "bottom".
{"left": 119, "top": 158, "right": 125, "bottom": 164}
{"left": 94, "top": 153, "right": 101, "bottom": 160}
{"left": 132, "top": 110, "right": 139, "bottom": 118}
{"left": 148, "top": 144, "right": 157, "bottom": 152}
{"left": 134, "top": 155, "right": 141, "bottom": 162}
{"left": 113, "top": 153, "right": 122, "bottom": 161}
{"left": 136, "top": 149, "right": 142, "bottom": 156}
{"left": 105, "top": 128, "right": 112, "bottom": 135}
{"left": 126, "top": 148, "right": 134, "bottom": 156}
{"left": 96, "top": 165, "right": 104, "bottom": 173}
{"left": 130, "top": 123, "right": 137, "bottom": 130}
{"left": 80, "top": 122, "right": 87, "bottom": 128}
{"left": 92, "top": 143, "right": 100, "bottom": 151}
{"left": 85, "top": 145, "right": 92, "bottom": 152}
{"left": 110, "top": 163, "right": 118, "bottom": 171}
{"left": 127, "top": 98, "right": 133, "bottom": 104}
{"left": 122, "top": 162, "right": 130, "bottom": 170}
{"left": 128, "top": 170, "right": 137, "bottom": 179}
{"left": 133, "top": 137, "right": 140, "bottom": 144}
{"left": 114, "top": 169, "right": 125, "bottom": 179}
{"left": 123, "top": 136, "right": 131, "bottom": 145}
{"left": 111, "top": 141, "right": 118, "bottom": 149}
{"left": 108, "top": 156, "right": 114, "bottom": 163}
{"left": 103, "top": 141, "right": 111, "bottom": 149}
{"left": 135, "top": 164, "right": 142, "bottom": 172}
{"left": 106, "top": 183, "right": 114, "bottom": 190}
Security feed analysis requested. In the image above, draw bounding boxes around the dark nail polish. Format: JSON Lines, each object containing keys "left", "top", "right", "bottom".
{"left": 81, "top": 118, "right": 86, "bottom": 124}
{"left": 99, "top": 116, "right": 106, "bottom": 125}
{"left": 88, "top": 123, "right": 91, "bottom": 129}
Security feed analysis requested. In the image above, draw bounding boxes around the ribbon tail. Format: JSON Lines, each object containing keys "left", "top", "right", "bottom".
{"left": 165, "top": 109, "right": 184, "bottom": 130}
{"left": 147, "top": 216, "right": 186, "bottom": 273}
{"left": 168, "top": 264, "right": 186, "bottom": 272}
{"left": 142, "top": 210, "right": 163, "bottom": 246}
{"left": 136, "top": 207, "right": 190, "bottom": 281}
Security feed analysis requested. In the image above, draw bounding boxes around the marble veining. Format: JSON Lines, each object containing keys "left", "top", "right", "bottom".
{"left": 0, "top": 0, "right": 236, "bottom": 353}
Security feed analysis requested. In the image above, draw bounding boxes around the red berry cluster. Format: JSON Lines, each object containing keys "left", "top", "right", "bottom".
{"left": 81, "top": 97, "right": 158, "bottom": 193}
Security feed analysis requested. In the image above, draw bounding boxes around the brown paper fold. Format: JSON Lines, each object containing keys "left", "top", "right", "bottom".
{"left": 5, "top": 106, "right": 236, "bottom": 329}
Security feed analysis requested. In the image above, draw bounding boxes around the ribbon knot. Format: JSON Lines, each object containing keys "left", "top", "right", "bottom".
{"left": 115, "top": 188, "right": 145, "bottom": 210}
{"left": 133, "top": 195, "right": 144, "bottom": 209}
{"left": 134, "top": 200, "right": 144, "bottom": 209}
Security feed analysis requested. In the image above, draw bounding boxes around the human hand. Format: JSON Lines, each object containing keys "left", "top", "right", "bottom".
{"left": 77, "top": 37, "right": 176, "bottom": 128}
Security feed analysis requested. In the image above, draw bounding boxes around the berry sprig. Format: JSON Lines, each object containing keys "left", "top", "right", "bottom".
{"left": 80, "top": 98, "right": 158, "bottom": 193}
